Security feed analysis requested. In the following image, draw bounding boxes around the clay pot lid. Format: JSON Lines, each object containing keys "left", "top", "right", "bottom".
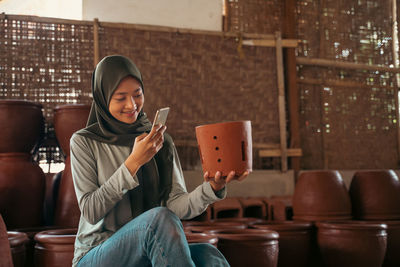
{"left": 195, "top": 120, "right": 250, "bottom": 129}
{"left": 54, "top": 104, "right": 91, "bottom": 111}
{"left": 205, "top": 229, "right": 279, "bottom": 240}
{"left": 0, "top": 99, "right": 42, "bottom": 108}
{"left": 316, "top": 221, "right": 387, "bottom": 230}
{"left": 252, "top": 221, "right": 313, "bottom": 231}
{"left": 182, "top": 221, "right": 246, "bottom": 227}
{"left": 214, "top": 217, "right": 266, "bottom": 225}
{"left": 34, "top": 228, "right": 77, "bottom": 244}
{"left": 7, "top": 231, "right": 29, "bottom": 247}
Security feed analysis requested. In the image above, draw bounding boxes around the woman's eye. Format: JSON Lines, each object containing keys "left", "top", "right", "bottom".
{"left": 134, "top": 93, "right": 142, "bottom": 98}
{"left": 115, "top": 98, "right": 125, "bottom": 102}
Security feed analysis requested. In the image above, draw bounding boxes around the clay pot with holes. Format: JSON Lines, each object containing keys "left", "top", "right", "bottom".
{"left": 8, "top": 231, "right": 29, "bottom": 267}
{"left": 34, "top": 228, "right": 77, "bottom": 267}
{"left": 185, "top": 232, "right": 219, "bottom": 247}
{"left": 293, "top": 170, "right": 352, "bottom": 221}
{"left": 53, "top": 105, "right": 90, "bottom": 228}
{"left": 316, "top": 221, "right": 387, "bottom": 267}
{"left": 206, "top": 228, "right": 279, "bottom": 267}
{"left": 195, "top": 121, "right": 252, "bottom": 178}
{"left": 251, "top": 221, "right": 313, "bottom": 267}
{"left": 349, "top": 170, "right": 400, "bottom": 220}
{"left": 0, "top": 100, "right": 44, "bottom": 153}
{"left": 0, "top": 153, "right": 46, "bottom": 228}
{"left": 0, "top": 214, "right": 13, "bottom": 267}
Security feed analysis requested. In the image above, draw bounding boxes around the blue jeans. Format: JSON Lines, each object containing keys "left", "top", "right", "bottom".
{"left": 77, "top": 207, "right": 230, "bottom": 267}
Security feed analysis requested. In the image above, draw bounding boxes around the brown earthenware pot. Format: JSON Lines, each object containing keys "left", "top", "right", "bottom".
{"left": 183, "top": 221, "right": 247, "bottom": 233}
{"left": 349, "top": 170, "right": 400, "bottom": 220}
{"left": 54, "top": 157, "right": 80, "bottom": 228}
{"left": 0, "top": 100, "right": 44, "bottom": 153}
{"left": 293, "top": 171, "right": 352, "bottom": 221}
{"left": 238, "top": 197, "right": 267, "bottom": 219}
{"left": 8, "top": 231, "right": 29, "bottom": 267}
{"left": 34, "top": 228, "right": 77, "bottom": 267}
{"left": 206, "top": 228, "right": 279, "bottom": 267}
{"left": 316, "top": 221, "right": 387, "bottom": 267}
{"left": 0, "top": 153, "right": 46, "bottom": 228}
{"left": 0, "top": 214, "right": 13, "bottom": 267}
{"left": 251, "top": 221, "right": 313, "bottom": 267}
{"left": 195, "top": 121, "right": 252, "bottom": 177}
{"left": 54, "top": 104, "right": 91, "bottom": 156}
{"left": 185, "top": 232, "right": 218, "bottom": 247}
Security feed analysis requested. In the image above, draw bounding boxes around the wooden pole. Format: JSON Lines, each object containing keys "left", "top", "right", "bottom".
{"left": 93, "top": 18, "right": 100, "bottom": 68}
{"left": 276, "top": 31, "right": 288, "bottom": 172}
{"left": 283, "top": 0, "right": 301, "bottom": 179}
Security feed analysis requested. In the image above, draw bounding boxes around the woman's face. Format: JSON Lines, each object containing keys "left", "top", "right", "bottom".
{"left": 109, "top": 76, "right": 144, "bottom": 124}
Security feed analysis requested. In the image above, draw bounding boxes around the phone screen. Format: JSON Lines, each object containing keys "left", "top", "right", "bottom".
{"left": 152, "top": 107, "right": 170, "bottom": 128}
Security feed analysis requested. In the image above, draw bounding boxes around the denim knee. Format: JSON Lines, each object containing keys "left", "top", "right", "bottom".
{"left": 148, "top": 207, "right": 181, "bottom": 226}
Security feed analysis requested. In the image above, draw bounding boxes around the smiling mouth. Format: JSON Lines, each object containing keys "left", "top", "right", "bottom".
{"left": 122, "top": 110, "right": 136, "bottom": 116}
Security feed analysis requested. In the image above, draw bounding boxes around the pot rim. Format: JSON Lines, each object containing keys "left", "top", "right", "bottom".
{"left": 195, "top": 120, "right": 251, "bottom": 129}
{"left": 316, "top": 221, "right": 388, "bottom": 230}
{"left": 0, "top": 99, "right": 42, "bottom": 108}
{"left": 54, "top": 104, "right": 91, "bottom": 111}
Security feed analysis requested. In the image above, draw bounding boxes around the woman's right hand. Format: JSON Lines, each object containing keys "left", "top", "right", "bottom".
{"left": 125, "top": 125, "right": 166, "bottom": 175}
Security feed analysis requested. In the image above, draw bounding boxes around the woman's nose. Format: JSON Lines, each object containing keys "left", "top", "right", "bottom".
{"left": 126, "top": 96, "right": 137, "bottom": 109}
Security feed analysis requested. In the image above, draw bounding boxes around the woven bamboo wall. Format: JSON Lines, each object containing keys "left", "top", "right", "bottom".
{"left": 296, "top": 0, "right": 399, "bottom": 169}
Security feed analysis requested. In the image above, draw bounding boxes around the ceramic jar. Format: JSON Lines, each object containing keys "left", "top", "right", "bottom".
{"left": 195, "top": 121, "right": 252, "bottom": 177}
{"left": 0, "top": 153, "right": 46, "bottom": 228}
{"left": 185, "top": 232, "right": 218, "bottom": 247}
{"left": 34, "top": 228, "right": 77, "bottom": 267}
{"left": 214, "top": 217, "right": 265, "bottom": 227}
{"left": 207, "top": 228, "right": 279, "bottom": 267}
{"left": 316, "top": 221, "right": 387, "bottom": 267}
{"left": 212, "top": 197, "right": 243, "bottom": 219}
{"left": 0, "top": 214, "right": 13, "bottom": 267}
{"left": 53, "top": 104, "right": 90, "bottom": 228}
{"left": 251, "top": 221, "right": 313, "bottom": 267}
{"left": 0, "top": 100, "right": 44, "bottom": 153}
{"left": 183, "top": 221, "right": 247, "bottom": 233}
{"left": 8, "top": 231, "right": 29, "bottom": 267}
{"left": 293, "top": 171, "right": 352, "bottom": 221}
{"left": 349, "top": 170, "right": 400, "bottom": 220}
{"left": 382, "top": 220, "right": 400, "bottom": 267}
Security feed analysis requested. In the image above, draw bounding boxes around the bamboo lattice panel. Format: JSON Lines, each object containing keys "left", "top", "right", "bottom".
{"left": 297, "top": 0, "right": 399, "bottom": 169}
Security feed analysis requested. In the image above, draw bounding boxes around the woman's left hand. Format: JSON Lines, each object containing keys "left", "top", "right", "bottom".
{"left": 204, "top": 170, "right": 250, "bottom": 192}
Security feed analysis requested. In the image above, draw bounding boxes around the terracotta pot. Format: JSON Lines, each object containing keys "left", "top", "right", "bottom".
{"left": 251, "top": 221, "right": 313, "bottom": 267}
{"left": 263, "top": 197, "right": 294, "bottom": 221}
{"left": 206, "top": 228, "right": 279, "bottom": 267}
{"left": 34, "top": 228, "right": 77, "bottom": 267}
{"left": 54, "top": 104, "right": 91, "bottom": 156}
{"left": 349, "top": 170, "right": 400, "bottom": 220}
{"left": 293, "top": 171, "right": 352, "bottom": 221}
{"left": 185, "top": 232, "right": 218, "bottom": 247}
{"left": 0, "top": 100, "right": 44, "bottom": 153}
{"left": 8, "top": 231, "right": 29, "bottom": 267}
{"left": 54, "top": 157, "right": 80, "bottom": 228}
{"left": 0, "top": 214, "right": 13, "bottom": 267}
{"left": 316, "top": 221, "right": 387, "bottom": 267}
{"left": 183, "top": 221, "right": 247, "bottom": 233}
{"left": 0, "top": 153, "right": 46, "bottom": 228}
{"left": 195, "top": 121, "right": 252, "bottom": 177}
{"left": 238, "top": 197, "right": 267, "bottom": 219}
{"left": 212, "top": 197, "right": 243, "bottom": 219}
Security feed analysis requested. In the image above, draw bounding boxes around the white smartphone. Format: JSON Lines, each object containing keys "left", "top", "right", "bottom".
{"left": 152, "top": 107, "right": 170, "bottom": 128}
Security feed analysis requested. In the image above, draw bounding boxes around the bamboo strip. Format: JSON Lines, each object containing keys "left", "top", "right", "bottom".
{"left": 275, "top": 32, "right": 288, "bottom": 172}
{"left": 259, "top": 148, "right": 302, "bottom": 157}
{"left": 297, "top": 57, "right": 400, "bottom": 73}
{"left": 297, "top": 78, "right": 397, "bottom": 90}
{"left": 93, "top": 18, "right": 100, "bottom": 68}
{"left": 242, "top": 39, "right": 299, "bottom": 48}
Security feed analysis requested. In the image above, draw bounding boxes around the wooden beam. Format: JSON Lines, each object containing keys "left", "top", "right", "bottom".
{"left": 93, "top": 18, "right": 100, "bottom": 68}
{"left": 297, "top": 57, "right": 400, "bottom": 73}
{"left": 297, "top": 78, "right": 397, "bottom": 90}
{"left": 242, "top": 39, "right": 299, "bottom": 48}
{"left": 276, "top": 32, "right": 288, "bottom": 172}
{"left": 259, "top": 148, "right": 302, "bottom": 157}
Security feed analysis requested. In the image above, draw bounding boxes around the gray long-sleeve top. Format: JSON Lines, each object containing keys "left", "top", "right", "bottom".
{"left": 70, "top": 133, "right": 226, "bottom": 266}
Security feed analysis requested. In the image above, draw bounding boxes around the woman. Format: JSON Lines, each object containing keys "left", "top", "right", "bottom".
{"left": 71, "top": 55, "right": 248, "bottom": 267}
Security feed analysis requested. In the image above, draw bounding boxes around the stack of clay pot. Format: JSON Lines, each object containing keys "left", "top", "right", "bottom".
{"left": 0, "top": 100, "right": 46, "bottom": 229}
{"left": 349, "top": 170, "right": 400, "bottom": 267}
{"left": 212, "top": 198, "right": 243, "bottom": 219}
{"left": 237, "top": 197, "right": 267, "bottom": 219}
{"left": 53, "top": 104, "right": 91, "bottom": 228}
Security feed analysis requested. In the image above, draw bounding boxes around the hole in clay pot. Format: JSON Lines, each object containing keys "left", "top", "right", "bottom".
{"left": 241, "top": 141, "right": 246, "bottom": 161}
{"left": 213, "top": 136, "right": 217, "bottom": 140}
{"left": 218, "top": 158, "right": 221, "bottom": 163}
{"left": 215, "top": 147, "right": 219, "bottom": 151}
